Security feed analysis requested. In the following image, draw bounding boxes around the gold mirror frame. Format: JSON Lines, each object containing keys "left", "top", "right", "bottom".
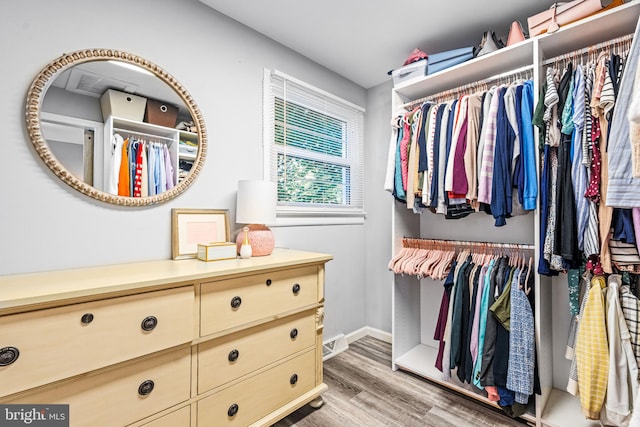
{"left": 25, "top": 48, "right": 207, "bottom": 206}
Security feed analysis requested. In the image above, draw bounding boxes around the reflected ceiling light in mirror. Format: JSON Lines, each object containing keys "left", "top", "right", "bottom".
{"left": 107, "top": 60, "right": 155, "bottom": 76}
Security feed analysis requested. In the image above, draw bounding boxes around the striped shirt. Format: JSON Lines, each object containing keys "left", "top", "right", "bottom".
{"left": 572, "top": 66, "right": 589, "bottom": 252}
{"left": 620, "top": 284, "right": 640, "bottom": 367}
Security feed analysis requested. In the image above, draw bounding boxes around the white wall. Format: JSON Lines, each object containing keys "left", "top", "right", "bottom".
{"left": 0, "top": 0, "right": 369, "bottom": 340}
{"left": 364, "top": 81, "right": 395, "bottom": 333}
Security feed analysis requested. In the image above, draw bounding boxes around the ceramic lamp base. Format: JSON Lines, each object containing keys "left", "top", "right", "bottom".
{"left": 235, "top": 224, "right": 275, "bottom": 256}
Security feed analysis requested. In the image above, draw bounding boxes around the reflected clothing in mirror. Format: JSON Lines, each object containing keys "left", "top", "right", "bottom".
{"left": 108, "top": 133, "right": 175, "bottom": 197}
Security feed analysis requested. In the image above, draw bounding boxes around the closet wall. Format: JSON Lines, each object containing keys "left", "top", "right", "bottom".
{"left": 389, "top": 3, "right": 640, "bottom": 426}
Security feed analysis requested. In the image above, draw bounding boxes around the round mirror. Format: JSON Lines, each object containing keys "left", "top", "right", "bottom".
{"left": 26, "top": 49, "right": 207, "bottom": 206}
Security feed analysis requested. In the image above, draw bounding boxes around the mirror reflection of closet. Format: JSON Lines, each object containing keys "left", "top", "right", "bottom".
{"left": 27, "top": 49, "right": 207, "bottom": 206}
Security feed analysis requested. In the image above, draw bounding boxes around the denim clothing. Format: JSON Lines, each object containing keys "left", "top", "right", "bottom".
{"left": 491, "top": 88, "right": 515, "bottom": 226}
{"left": 607, "top": 19, "right": 640, "bottom": 206}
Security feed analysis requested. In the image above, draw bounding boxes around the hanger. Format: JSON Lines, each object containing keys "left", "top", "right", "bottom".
{"left": 523, "top": 256, "right": 533, "bottom": 295}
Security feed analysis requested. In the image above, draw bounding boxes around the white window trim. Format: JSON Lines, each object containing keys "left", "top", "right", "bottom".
{"left": 263, "top": 69, "right": 366, "bottom": 226}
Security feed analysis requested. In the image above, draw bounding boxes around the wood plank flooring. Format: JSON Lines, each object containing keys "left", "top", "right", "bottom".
{"left": 272, "top": 336, "right": 530, "bottom": 427}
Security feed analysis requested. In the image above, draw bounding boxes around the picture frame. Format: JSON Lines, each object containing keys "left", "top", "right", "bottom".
{"left": 171, "top": 208, "right": 231, "bottom": 260}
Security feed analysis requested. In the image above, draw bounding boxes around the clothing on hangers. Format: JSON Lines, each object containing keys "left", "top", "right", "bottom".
{"left": 384, "top": 76, "right": 538, "bottom": 226}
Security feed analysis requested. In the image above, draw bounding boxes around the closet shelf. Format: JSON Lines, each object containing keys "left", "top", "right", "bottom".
{"left": 537, "top": 0, "right": 640, "bottom": 59}
{"left": 393, "top": 40, "right": 534, "bottom": 101}
{"left": 540, "top": 389, "right": 601, "bottom": 427}
{"left": 393, "top": 0, "right": 640, "bottom": 102}
{"left": 395, "top": 344, "right": 536, "bottom": 424}
{"left": 111, "top": 116, "right": 178, "bottom": 138}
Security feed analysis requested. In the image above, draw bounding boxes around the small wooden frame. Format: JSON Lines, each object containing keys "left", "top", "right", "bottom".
{"left": 171, "top": 208, "right": 230, "bottom": 260}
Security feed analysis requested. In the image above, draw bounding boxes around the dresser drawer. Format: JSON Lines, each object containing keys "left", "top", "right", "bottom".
{"left": 198, "top": 310, "right": 316, "bottom": 394}
{"left": 200, "top": 266, "right": 318, "bottom": 336}
{"left": 197, "top": 349, "right": 315, "bottom": 426}
{"left": 0, "top": 286, "right": 194, "bottom": 397}
{"left": 6, "top": 347, "right": 191, "bottom": 427}
{"left": 137, "top": 405, "right": 191, "bottom": 427}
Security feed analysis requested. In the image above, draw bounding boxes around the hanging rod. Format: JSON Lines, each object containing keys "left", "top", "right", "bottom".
{"left": 399, "top": 64, "right": 534, "bottom": 110}
{"left": 542, "top": 33, "right": 634, "bottom": 66}
{"left": 402, "top": 237, "right": 535, "bottom": 251}
{"left": 113, "top": 127, "right": 175, "bottom": 143}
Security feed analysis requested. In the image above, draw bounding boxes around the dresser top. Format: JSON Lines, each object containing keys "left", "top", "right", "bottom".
{"left": 0, "top": 248, "right": 332, "bottom": 314}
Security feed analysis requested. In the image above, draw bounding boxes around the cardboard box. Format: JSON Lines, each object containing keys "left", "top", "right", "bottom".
{"left": 100, "top": 89, "right": 147, "bottom": 122}
{"left": 197, "top": 242, "right": 237, "bottom": 262}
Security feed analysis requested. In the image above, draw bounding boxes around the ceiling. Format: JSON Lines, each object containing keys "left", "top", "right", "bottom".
{"left": 199, "top": 0, "right": 557, "bottom": 88}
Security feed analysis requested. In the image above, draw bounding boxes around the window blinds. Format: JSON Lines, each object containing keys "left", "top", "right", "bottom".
{"left": 264, "top": 70, "right": 365, "bottom": 214}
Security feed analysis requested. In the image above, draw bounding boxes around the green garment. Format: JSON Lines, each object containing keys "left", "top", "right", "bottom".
{"left": 490, "top": 267, "right": 515, "bottom": 331}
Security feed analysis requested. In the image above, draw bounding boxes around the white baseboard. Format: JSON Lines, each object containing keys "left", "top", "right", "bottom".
{"left": 345, "top": 326, "right": 392, "bottom": 344}
{"left": 323, "top": 327, "right": 392, "bottom": 361}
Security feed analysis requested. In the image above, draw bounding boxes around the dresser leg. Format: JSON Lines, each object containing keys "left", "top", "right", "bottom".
{"left": 309, "top": 396, "right": 324, "bottom": 409}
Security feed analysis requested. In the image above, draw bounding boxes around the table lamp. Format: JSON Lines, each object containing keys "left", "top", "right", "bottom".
{"left": 235, "top": 180, "right": 277, "bottom": 256}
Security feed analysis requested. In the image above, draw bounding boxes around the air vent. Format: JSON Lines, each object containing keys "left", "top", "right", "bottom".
{"left": 322, "top": 333, "right": 348, "bottom": 361}
{"left": 65, "top": 68, "right": 139, "bottom": 98}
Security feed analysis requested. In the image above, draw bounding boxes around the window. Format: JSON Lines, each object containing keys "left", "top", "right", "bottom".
{"left": 264, "top": 70, "right": 365, "bottom": 223}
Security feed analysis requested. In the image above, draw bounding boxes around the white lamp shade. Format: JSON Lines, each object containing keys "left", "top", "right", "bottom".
{"left": 236, "top": 180, "right": 277, "bottom": 225}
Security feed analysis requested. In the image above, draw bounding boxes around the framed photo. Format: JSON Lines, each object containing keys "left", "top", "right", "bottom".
{"left": 171, "top": 208, "right": 230, "bottom": 260}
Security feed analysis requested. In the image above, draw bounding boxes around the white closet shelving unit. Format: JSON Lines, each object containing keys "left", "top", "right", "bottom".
{"left": 390, "top": 3, "right": 640, "bottom": 427}
{"left": 103, "top": 116, "right": 183, "bottom": 189}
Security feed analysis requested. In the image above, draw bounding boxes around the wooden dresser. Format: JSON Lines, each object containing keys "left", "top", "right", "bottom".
{"left": 0, "top": 248, "right": 332, "bottom": 426}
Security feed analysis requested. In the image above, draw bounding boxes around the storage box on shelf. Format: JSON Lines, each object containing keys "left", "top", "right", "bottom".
{"left": 389, "top": 3, "right": 640, "bottom": 427}
{"left": 390, "top": 59, "right": 428, "bottom": 87}
{"left": 144, "top": 98, "right": 179, "bottom": 128}
{"left": 100, "top": 89, "right": 147, "bottom": 122}
{"left": 0, "top": 248, "right": 332, "bottom": 427}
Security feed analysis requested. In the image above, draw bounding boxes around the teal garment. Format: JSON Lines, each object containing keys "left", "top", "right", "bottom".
{"left": 394, "top": 127, "right": 406, "bottom": 201}
{"left": 561, "top": 73, "right": 575, "bottom": 135}
{"left": 567, "top": 268, "right": 581, "bottom": 317}
{"left": 473, "top": 259, "right": 496, "bottom": 389}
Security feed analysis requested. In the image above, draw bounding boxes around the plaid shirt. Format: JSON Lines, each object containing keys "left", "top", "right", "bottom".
{"left": 620, "top": 284, "right": 640, "bottom": 368}
{"left": 575, "top": 275, "right": 609, "bottom": 420}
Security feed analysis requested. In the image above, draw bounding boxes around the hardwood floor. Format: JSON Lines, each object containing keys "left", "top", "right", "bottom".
{"left": 273, "top": 336, "right": 530, "bottom": 427}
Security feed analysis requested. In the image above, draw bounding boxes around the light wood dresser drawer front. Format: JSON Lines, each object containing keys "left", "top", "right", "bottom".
{"left": 6, "top": 347, "right": 191, "bottom": 427}
{"left": 201, "top": 266, "right": 318, "bottom": 336}
{"left": 198, "top": 310, "right": 316, "bottom": 393}
{"left": 0, "top": 286, "right": 194, "bottom": 397}
{"left": 197, "top": 349, "right": 315, "bottom": 426}
{"left": 137, "top": 405, "right": 191, "bottom": 427}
